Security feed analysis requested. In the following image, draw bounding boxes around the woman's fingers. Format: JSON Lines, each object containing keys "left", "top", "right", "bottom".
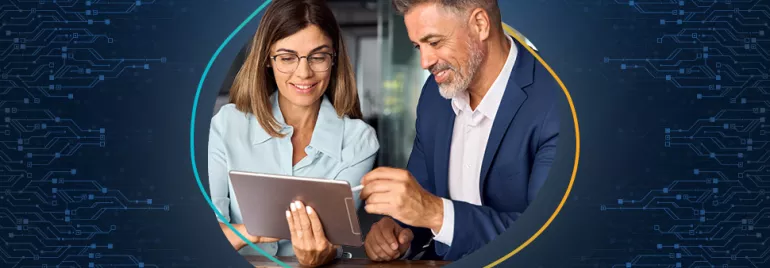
{"left": 305, "top": 206, "right": 327, "bottom": 244}
{"left": 294, "top": 201, "right": 315, "bottom": 243}
{"left": 290, "top": 201, "right": 304, "bottom": 240}
{"left": 285, "top": 210, "right": 299, "bottom": 242}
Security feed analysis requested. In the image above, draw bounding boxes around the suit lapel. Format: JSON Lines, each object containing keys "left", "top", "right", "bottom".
{"left": 434, "top": 102, "right": 455, "bottom": 199}
{"left": 478, "top": 38, "right": 535, "bottom": 199}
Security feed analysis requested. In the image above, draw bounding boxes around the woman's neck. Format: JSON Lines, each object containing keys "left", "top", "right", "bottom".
{"left": 278, "top": 95, "right": 320, "bottom": 134}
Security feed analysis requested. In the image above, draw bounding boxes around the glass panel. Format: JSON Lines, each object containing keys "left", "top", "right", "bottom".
{"left": 375, "top": 0, "right": 429, "bottom": 168}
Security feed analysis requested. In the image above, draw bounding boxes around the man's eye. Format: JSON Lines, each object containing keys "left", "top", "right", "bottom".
{"left": 430, "top": 41, "right": 439, "bottom": 46}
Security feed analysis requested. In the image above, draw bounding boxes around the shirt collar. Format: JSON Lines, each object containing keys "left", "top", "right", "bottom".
{"left": 251, "top": 93, "right": 344, "bottom": 161}
{"left": 308, "top": 95, "right": 344, "bottom": 161}
{"left": 451, "top": 34, "right": 518, "bottom": 121}
{"left": 450, "top": 91, "right": 470, "bottom": 115}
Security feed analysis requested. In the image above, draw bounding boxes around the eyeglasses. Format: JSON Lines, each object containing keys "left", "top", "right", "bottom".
{"left": 269, "top": 52, "right": 336, "bottom": 74}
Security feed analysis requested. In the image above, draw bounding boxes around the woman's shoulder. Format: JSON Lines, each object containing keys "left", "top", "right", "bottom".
{"left": 212, "top": 104, "right": 257, "bottom": 126}
{"left": 210, "top": 104, "right": 260, "bottom": 137}
{"left": 214, "top": 103, "right": 248, "bottom": 119}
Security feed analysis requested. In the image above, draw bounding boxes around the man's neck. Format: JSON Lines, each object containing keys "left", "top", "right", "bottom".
{"left": 467, "top": 31, "right": 511, "bottom": 110}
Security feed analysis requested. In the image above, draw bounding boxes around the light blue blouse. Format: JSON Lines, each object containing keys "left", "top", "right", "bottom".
{"left": 208, "top": 93, "right": 379, "bottom": 256}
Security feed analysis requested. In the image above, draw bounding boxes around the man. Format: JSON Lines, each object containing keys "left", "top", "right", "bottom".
{"left": 359, "top": 0, "right": 560, "bottom": 262}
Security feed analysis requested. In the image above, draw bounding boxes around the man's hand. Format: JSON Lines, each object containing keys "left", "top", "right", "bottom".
{"left": 364, "top": 217, "right": 413, "bottom": 262}
{"left": 360, "top": 167, "right": 444, "bottom": 232}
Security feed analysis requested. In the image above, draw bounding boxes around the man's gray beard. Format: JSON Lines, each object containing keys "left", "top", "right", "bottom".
{"left": 438, "top": 39, "right": 484, "bottom": 99}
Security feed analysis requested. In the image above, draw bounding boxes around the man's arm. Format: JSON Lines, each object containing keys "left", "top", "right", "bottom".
{"left": 434, "top": 102, "right": 560, "bottom": 261}
{"left": 401, "top": 79, "right": 437, "bottom": 259}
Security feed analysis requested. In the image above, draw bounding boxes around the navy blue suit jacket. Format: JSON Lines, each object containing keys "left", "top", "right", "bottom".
{"left": 404, "top": 38, "right": 561, "bottom": 261}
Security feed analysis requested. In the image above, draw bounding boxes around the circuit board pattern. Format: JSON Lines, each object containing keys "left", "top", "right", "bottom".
{"left": 586, "top": 0, "right": 770, "bottom": 267}
{"left": 0, "top": 0, "right": 178, "bottom": 267}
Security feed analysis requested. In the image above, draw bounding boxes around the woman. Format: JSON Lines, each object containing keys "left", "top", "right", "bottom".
{"left": 207, "top": 0, "right": 378, "bottom": 266}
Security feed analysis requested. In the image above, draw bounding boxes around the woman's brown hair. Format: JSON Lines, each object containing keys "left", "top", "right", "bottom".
{"left": 229, "top": 0, "right": 362, "bottom": 137}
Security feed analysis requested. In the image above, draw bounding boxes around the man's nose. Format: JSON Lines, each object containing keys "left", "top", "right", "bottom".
{"left": 420, "top": 49, "right": 438, "bottom": 70}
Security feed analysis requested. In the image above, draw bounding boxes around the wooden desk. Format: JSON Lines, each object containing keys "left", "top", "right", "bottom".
{"left": 245, "top": 256, "right": 450, "bottom": 267}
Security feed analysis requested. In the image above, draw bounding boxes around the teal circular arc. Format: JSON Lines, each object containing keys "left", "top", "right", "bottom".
{"left": 189, "top": 1, "right": 289, "bottom": 267}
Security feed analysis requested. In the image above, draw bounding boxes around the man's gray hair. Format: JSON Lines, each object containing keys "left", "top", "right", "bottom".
{"left": 392, "top": 0, "right": 500, "bottom": 24}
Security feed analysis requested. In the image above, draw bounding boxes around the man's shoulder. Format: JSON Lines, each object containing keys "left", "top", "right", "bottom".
{"left": 514, "top": 41, "right": 561, "bottom": 101}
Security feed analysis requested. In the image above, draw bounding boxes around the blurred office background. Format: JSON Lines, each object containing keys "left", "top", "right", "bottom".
{"left": 213, "top": 0, "right": 429, "bottom": 258}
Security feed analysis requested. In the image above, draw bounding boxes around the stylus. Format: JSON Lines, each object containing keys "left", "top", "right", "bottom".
{"left": 351, "top": 185, "right": 364, "bottom": 192}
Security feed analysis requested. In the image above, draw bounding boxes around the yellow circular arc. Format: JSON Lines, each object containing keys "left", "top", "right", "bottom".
{"left": 483, "top": 25, "right": 581, "bottom": 268}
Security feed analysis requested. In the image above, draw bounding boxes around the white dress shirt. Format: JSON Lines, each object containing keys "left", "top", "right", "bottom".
{"left": 431, "top": 34, "right": 518, "bottom": 246}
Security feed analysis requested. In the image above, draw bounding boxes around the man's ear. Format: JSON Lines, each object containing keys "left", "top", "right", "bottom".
{"left": 468, "top": 8, "right": 490, "bottom": 42}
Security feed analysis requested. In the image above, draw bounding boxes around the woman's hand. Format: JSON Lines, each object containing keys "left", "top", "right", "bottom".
{"left": 286, "top": 201, "right": 338, "bottom": 267}
{"left": 238, "top": 224, "right": 281, "bottom": 244}
{"left": 219, "top": 223, "right": 279, "bottom": 251}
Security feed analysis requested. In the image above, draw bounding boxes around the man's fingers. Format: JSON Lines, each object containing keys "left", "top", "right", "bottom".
{"left": 397, "top": 229, "right": 412, "bottom": 257}
{"left": 398, "top": 227, "right": 413, "bottom": 245}
{"left": 359, "top": 180, "right": 394, "bottom": 200}
{"left": 367, "top": 228, "right": 387, "bottom": 259}
{"left": 305, "top": 206, "right": 326, "bottom": 243}
{"left": 379, "top": 221, "right": 399, "bottom": 251}
{"left": 364, "top": 241, "right": 382, "bottom": 261}
{"left": 361, "top": 167, "right": 406, "bottom": 185}
{"left": 363, "top": 192, "right": 393, "bottom": 205}
{"left": 364, "top": 203, "right": 392, "bottom": 217}
{"left": 370, "top": 224, "right": 398, "bottom": 259}
{"left": 364, "top": 222, "right": 382, "bottom": 261}
{"left": 361, "top": 167, "right": 390, "bottom": 185}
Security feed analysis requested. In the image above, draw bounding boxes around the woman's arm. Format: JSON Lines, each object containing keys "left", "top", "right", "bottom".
{"left": 220, "top": 222, "right": 279, "bottom": 251}
{"left": 208, "top": 110, "right": 277, "bottom": 251}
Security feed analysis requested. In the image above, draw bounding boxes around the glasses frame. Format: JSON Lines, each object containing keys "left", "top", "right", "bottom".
{"left": 269, "top": 52, "right": 337, "bottom": 74}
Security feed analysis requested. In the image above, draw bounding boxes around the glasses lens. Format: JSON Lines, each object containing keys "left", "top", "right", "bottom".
{"left": 275, "top": 54, "right": 299, "bottom": 73}
{"left": 272, "top": 53, "right": 334, "bottom": 73}
{"left": 308, "top": 53, "right": 333, "bottom": 72}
